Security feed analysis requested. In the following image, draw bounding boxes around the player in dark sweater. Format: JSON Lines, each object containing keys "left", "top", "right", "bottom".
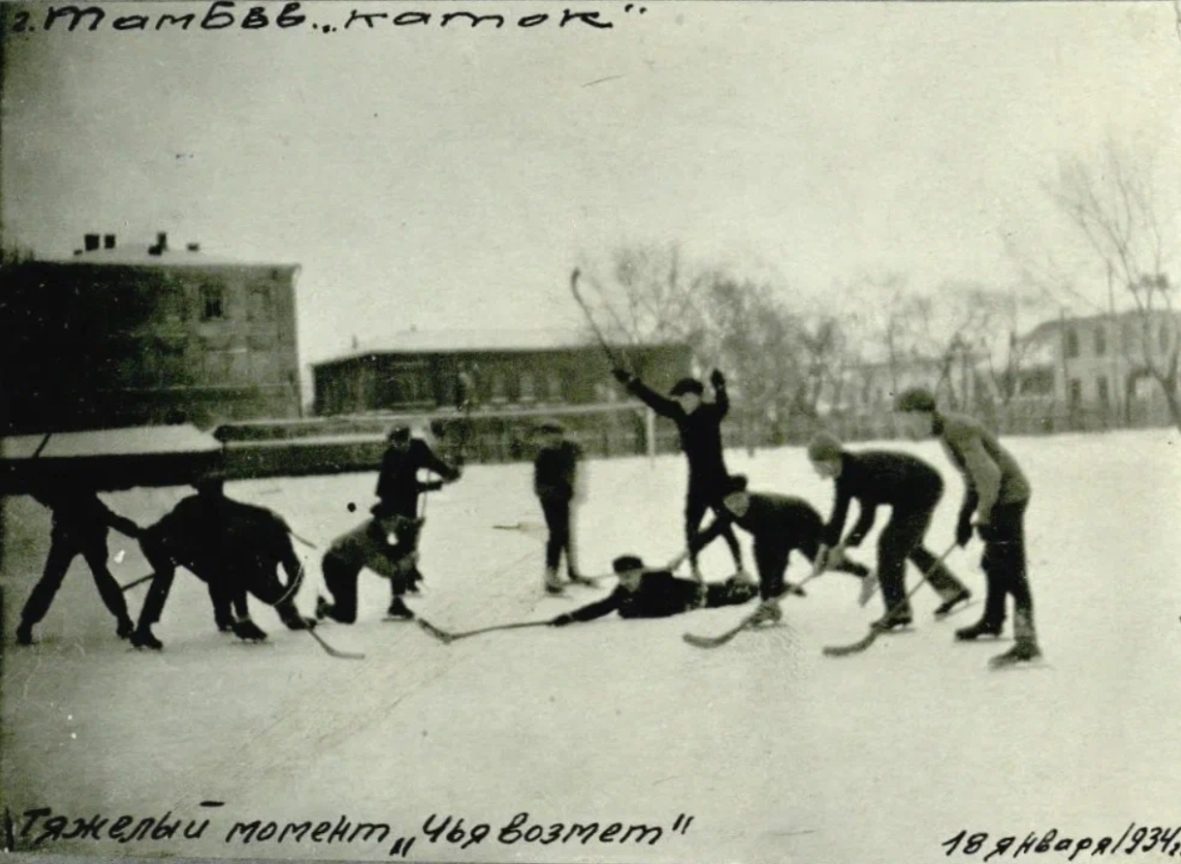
{"left": 318, "top": 425, "right": 460, "bottom": 623}
{"left": 685, "top": 475, "right": 871, "bottom": 625}
{"left": 533, "top": 420, "right": 591, "bottom": 594}
{"left": 549, "top": 554, "right": 757, "bottom": 626}
{"left": 807, "top": 433, "right": 971, "bottom": 631}
{"left": 612, "top": 367, "right": 745, "bottom": 580}
{"left": 16, "top": 479, "right": 141, "bottom": 645}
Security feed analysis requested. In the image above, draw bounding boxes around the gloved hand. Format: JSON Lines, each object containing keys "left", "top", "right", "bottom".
{"left": 550, "top": 613, "right": 575, "bottom": 628}
{"left": 422, "top": 480, "right": 445, "bottom": 492}
{"left": 975, "top": 522, "right": 998, "bottom": 542}
{"left": 612, "top": 368, "right": 635, "bottom": 385}
{"left": 710, "top": 369, "right": 726, "bottom": 388}
{"left": 955, "top": 516, "right": 974, "bottom": 548}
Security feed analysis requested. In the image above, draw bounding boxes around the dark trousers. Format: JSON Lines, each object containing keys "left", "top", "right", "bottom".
{"left": 753, "top": 535, "right": 869, "bottom": 602}
{"left": 704, "top": 579, "right": 759, "bottom": 608}
{"left": 540, "top": 495, "right": 578, "bottom": 575}
{"left": 876, "top": 506, "right": 966, "bottom": 618}
{"left": 686, "top": 482, "right": 742, "bottom": 570}
{"left": 320, "top": 518, "right": 417, "bottom": 623}
{"left": 21, "top": 529, "right": 130, "bottom": 626}
{"left": 978, "top": 499, "right": 1035, "bottom": 638}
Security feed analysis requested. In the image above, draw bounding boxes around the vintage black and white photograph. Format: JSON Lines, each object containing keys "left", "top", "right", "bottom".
{"left": 2, "top": 2, "right": 1181, "bottom": 862}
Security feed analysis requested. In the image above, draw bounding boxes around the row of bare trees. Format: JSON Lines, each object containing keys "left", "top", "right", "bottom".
{"left": 577, "top": 139, "right": 1180, "bottom": 440}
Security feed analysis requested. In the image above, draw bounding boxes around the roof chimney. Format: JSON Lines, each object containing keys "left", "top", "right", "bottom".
{"left": 103, "top": 234, "right": 116, "bottom": 249}
{"left": 84, "top": 234, "right": 100, "bottom": 252}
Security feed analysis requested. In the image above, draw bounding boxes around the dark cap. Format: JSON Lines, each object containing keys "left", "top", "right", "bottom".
{"left": 895, "top": 387, "right": 937, "bottom": 413}
{"left": 807, "top": 432, "right": 844, "bottom": 463}
{"left": 386, "top": 425, "right": 411, "bottom": 443}
{"left": 612, "top": 554, "right": 645, "bottom": 573}
{"left": 725, "top": 474, "right": 749, "bottom": 494}
{"left": 670, "top": 377, "right": 704, "bottom": 397}
{"left": 537, "top": 419, "right": 566, "bottom": 434}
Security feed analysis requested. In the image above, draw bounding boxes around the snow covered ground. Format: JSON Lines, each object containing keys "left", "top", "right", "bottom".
{"left": 4, "top": 428, "right": 1181, "bottom": 864}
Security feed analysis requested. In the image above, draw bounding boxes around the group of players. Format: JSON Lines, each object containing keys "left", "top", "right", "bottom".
{"left": 11, "top": 365, "right": 1041, "bottom": 667}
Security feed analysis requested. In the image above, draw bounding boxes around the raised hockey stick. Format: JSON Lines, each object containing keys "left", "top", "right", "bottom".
{"left": 306, "top": 626, "right": 365, "bottom": 660}
{"left": 417, "top": 617, "right": 551, "bottom": 645}
{"left": 570, "top": 268, "right": 627, "bottom": 371}
{"left": 682, "top": 570, "right": 825, "bottom": 649}
{"left": 822, "top": 541, "right": 958, "bottom": 658}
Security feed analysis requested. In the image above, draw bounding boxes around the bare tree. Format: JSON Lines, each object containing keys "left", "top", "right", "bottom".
{"left": 1046, "top": 143, "right": 1181, "bottom": 430}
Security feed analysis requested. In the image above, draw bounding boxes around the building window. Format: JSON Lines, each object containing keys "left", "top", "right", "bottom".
{"left": 519, "top": 370, "right": 536, "bottom": 403}
{"left": 1069, "top": 378, "right": 1082, "bottom": 408}
{"left": 201, "top": 283, "right": 225, "bottom": 320}
{"left": 1065, "top": 328, "right": 1079, "bottom": 359}
{"left": 1094, "top": 326, "right": 1106, "bottom": 357}
{"left": 247, "top": 284, "right": 272, "bottom": 322}
{"left": 546, "top": 371, "right": 563, "bottom": 402}
{"left": 490, "top": 370, "right": 508, "bottom": 403}
{"left": 1097, "top": 376, "right": 1109, "bottom": 407}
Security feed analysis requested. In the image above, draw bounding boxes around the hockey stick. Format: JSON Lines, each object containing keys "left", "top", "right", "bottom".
{"left": 290, "top": 531, "right": 318, "bottom": 550}
{"left": 120, "top": 573, "right": 155, "bottom": 593}
{"left": 822, "top": 541, "right": 958, "bottom": 658}
{"left": 493, "top": 520, "right": 549, "bottom": 542}
{"left": 417, "top": 617, "right": 550, "bottom": 645}
{"left": 571, "top": 268, "right": 627, "bottom": 371}
{"left": 306, "top": 626, "right": 365, "bottom": 660}
{"left": 682, "top": 570, "right": 825, "bottom": 649}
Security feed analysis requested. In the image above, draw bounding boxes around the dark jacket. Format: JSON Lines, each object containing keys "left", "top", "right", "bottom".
{"left": 822, "top": 450, "right": 945, "bottom": 548}
{"left": 374, "top": 438, "right": 460, "bottom": 518}
{"left": 627, "top": 379, "right": 729, "bottom": 484}
{"left": 563, "top": 570, "right": 702, "bottom": 621}
{"left": 534, "top": 440, "right": 581, "bottom": 501}
{"left": 693, "top": 492, "right": 823, "bottom": 553}
{"left": 33, "top": 486, "right": 140, "bottom": 546}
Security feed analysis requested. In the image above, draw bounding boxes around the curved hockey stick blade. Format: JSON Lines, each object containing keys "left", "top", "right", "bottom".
{"left": 307, "top": 627, "right": 365, "bottom": 660}
{"left": 821, "top": 628, "right": 881, "bottom": 657}
{"left": 417, "top": 618, "right": 455, "bottom": 644}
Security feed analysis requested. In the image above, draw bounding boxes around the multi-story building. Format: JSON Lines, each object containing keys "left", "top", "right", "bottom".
{"left": 0, "top": 232, "right": 302, "bottom": 434}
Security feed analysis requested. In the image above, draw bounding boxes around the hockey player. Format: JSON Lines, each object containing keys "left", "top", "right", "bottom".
{"left": 549, "top": 554, "right": 757, "bottom": 627}
{"left": 612, "top": 367, "right": 744, "bottom": 580}
{"left": 806, "top": 432, "right": 972, "bottom": 632}
{"left": 533, "top": 419, "right": 591, "bottom": 594}
{"left": 681, "top": 474, "right": 872, "bottom": 626}
{"left": 317, "top": 425, "right": 460, "bottom": 623}
{"left": 894, "top": 388, "right": 1041, "bottom": 667}
{"left": 129, "top": 476, "right": 316, "bottom": 650}
{"left": 15, "top": 478, "right": 141, "bottom": 645}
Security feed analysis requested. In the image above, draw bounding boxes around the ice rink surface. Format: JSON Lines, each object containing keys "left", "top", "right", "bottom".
{"left": 4, "top": 429, "right": 1181, "bottom": 864}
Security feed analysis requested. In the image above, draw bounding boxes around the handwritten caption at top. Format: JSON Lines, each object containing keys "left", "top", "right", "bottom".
{"left": 4, "top": 2, "right": 651, "bottom": 35}
{"left": 8, "top": 804, "right": 694, "bottom": 857}
{"left": 942, "top": 825, "right": 1181, "bottom": 860}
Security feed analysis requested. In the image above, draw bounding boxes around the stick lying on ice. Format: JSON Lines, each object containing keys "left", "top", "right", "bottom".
{"left": 493, "top": 521, "right": 549, "bottom": 542}
{"left": 822, "top": 541, "right": 956, "bottom": 658}
{"left": 682, "top": 570, "right": 823, "bottom": 649}
{"left": 417, "top": 618, "right": 551, "bottom": 645}
{"left": 306, "top": 627, "right": 365, "bottom": 660}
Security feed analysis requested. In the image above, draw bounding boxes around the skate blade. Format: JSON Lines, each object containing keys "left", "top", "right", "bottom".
{"left": 935, "top": 599, "right": 981, "bottom": 620}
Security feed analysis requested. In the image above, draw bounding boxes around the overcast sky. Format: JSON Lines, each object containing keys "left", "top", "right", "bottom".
{"left": 4, "top": 1, "right": 1180, "bottom": 368}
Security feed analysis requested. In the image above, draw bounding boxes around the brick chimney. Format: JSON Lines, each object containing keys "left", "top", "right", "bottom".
{"left": 103, "top": 234, "right": 116, "bottom": 249}
{"left": 84, "top": 233, "right": 100, "bottom": 252}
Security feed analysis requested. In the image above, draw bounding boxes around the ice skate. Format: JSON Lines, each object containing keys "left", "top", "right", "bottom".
{"left": 955, "top": 619, "right": 1003, "bottom": 641}
{"left": 933, "top": 589, "right": 971, "bottom": 619}
{"left": 989, "top": 640, "right": 1042, "bottom": 669}
{"left": 872, "top": 611, "right": 913, "bottom": 632}
{"left": 231, "top": 617, "right": 268, "bottom": 642}
{"left": 748, "top": 599, "right": 782, "bottom": 627}
{"left": 116, "top": 617, "right": 134, "bottom": 640}
{"left": 386, "top": 596, "right": 415, "bottom": 621}
{"left": 15, "top": 621, "right": 34, "bottom": 646}
{"left": 130, "top": 626, "right": 163, "bottom": 651}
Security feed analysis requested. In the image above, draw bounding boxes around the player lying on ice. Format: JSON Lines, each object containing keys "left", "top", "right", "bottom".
{"left": 547, "top": 554, "right": 758, "bottom": 627}
{"left": 130, "top": 474, "right": 317, "bottom": 650}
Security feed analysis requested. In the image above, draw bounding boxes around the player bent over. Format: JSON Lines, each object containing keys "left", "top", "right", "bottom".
{"left": 685, "top": 475, "right": 871, "bottom": 627}
{"left": 806, "top": 433, "right": 971, "bottom": 631}
{"left": 894, "top": 388, "right": 1041, "bottom": 668}
{"left": 549, "top": 554, "right": 757, "bottom": 627}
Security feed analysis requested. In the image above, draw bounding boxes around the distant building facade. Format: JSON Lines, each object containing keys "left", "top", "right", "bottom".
{"left": 0, "top": 232, "right": 302, "bottom": 434}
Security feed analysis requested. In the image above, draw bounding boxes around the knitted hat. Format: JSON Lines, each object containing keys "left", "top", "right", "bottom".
{"left": 669, "top": 377, "right": 704, "bottom": 397}
{"left": 806, "top": 432, "right": 844, "bottom": 463}
{"left": 612, "top": 554, "right": 645, "bottom": 573}
{"left": 895, "top": 387, "right": 937, "bottom": 413}
{"left": 537, "top": 419, "right": 566, "bottom": 434}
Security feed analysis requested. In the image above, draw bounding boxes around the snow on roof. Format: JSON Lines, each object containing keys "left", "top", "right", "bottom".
{"left": 323, "top": 328, "right": 667, "bottom": 362}
{"left": 0, "top": 425, "right": 223, "bottom": 460}
{"left": 43, "top": 244, "right": 296, "bottom": 269}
